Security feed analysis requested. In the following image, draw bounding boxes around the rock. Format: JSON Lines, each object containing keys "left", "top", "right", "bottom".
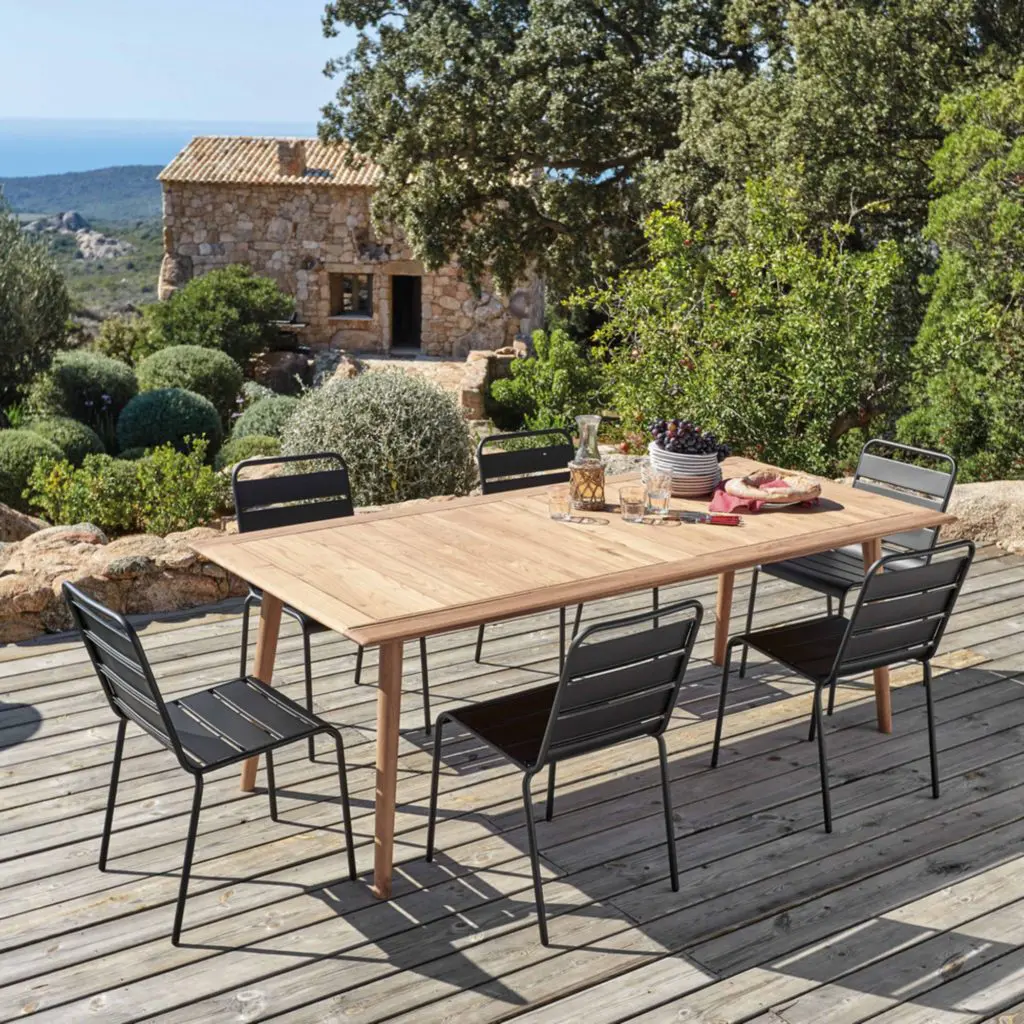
{"left": 60, "top": 211, "right": 89, "bottom": 231}
{"left": 158, "top": 252, "right": 193, "bottom": 301}
{"left": 0, "top": 503, "right": 46, "bottom": 543}
{"left": 331, "top": 354, "right": 365, "bottom": 381}
{"left": 942, "top": 481, "right": 1024, "bottom": 554}
{"left": 250, "top": 349, "right": 316, "bottom": 395}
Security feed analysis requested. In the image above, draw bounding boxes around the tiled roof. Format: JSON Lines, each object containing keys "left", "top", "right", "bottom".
{"left": 159, "top": 136, "right": 381, "bottom": 188}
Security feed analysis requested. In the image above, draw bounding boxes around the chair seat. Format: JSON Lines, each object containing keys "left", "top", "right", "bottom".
{"left": 448, "top": 683, "right": 558, "bottom": 769}
{"left": 762, "top": 545, "right": 926, "bottom": 599}
{"left": 744, "top": 615, "right": 850, "bottom": 684}
{"left": 248, "top": 586, "right": 329, "bottom": 635}
{"left": 168, "top": 676, "right": 321, "bottom": 770}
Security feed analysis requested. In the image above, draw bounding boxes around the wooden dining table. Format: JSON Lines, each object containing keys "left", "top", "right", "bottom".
{"left": 193, "top": 455, "right": 954, "bottom": 898}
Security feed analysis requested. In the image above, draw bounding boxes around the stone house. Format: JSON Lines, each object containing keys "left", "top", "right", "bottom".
{"left": 158, "top": 137, "right": 542, "bottom": 356}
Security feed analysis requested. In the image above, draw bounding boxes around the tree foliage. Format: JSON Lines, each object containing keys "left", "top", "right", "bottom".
{"left": 0, "top": 201, "right": 71, "bottom": 408}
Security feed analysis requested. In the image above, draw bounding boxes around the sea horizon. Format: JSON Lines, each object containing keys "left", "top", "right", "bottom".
{"left": 0, "top": 116, "right": 321, "bottom": 177}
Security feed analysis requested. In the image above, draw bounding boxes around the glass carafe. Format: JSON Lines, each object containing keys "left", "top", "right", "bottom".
{"left": 569, "top": 414, "right": 606, "bottom": 510}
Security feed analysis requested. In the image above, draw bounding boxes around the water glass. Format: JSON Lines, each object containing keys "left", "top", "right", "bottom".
{"left": 642, "top": 466, "right": 673, "bottom": 518}
{"left": 548, "top": 488, "right": 571, "bottom": 521}
{"left": 619, "top": 484, "right": 647, "bottom": 523}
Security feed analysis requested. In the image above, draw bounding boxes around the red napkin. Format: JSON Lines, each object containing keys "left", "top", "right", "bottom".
{"left": 709, "top": 479, "right": 819, "bottom": 514}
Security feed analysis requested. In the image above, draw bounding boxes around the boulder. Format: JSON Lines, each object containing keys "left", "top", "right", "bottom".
{"left": 942, "top": 481, "right": 1024, "bottom": 554}
{"left": 250, "top": 349, "right": 316, "bottom": 395}
{"left": 158, "top": 252, "right": 193, "bottom": 301}
{"left": 0, "top": 504, "right": 46, "bottom": 543}
{"left": 331, "top": 354, "right": 365, "bottom": 381}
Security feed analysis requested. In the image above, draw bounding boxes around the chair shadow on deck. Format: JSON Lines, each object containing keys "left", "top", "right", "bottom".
{"left": 0, "top": 701, "right": 43, "bottom": 750}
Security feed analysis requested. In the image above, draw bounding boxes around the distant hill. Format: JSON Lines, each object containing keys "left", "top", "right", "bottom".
{"left": 0, "top": 165, "right": 163, "bottom": 222}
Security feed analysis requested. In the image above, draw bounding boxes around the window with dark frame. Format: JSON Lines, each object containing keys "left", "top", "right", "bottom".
{"left": 329, "top": 273, "right": 373, "bottom": 317}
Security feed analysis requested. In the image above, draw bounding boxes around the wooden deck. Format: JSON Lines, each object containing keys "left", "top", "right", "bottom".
{"left": 2, "top": 546, "right": 1024, "bottom": 1023}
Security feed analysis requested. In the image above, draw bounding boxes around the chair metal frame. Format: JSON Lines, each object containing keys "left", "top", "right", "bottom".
{"left": 427, "top": 597, "right": 703, "bottom": 944}
{"left": 63, "top": 582, "right": 357, "bottom": 946}
{"left": 713, "top": 540, "right": 975, "bottom": 834}
{"left": 233, "top": 452, "right": 432, "bottom": 739}
{"left": 740, "top": 439, "right": 958, "bottom": 687}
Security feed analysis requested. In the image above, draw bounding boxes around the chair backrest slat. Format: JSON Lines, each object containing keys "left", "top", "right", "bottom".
{"left": 833, "top": 541, "right": 974, "bottom": 678}
{"left": 538, "top": 600, "right": 702, "bottom": 765}
{"left": 852, "top": 440, "right": 957, "bottom": 552}
{"left": 477, "top": 429, "right": 575, "bottom": 495}
{"left": 232, "top": 453, "right": 354, "bottom": 534}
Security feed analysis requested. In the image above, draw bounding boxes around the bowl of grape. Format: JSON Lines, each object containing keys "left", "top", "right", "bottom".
{"left": 648, "top": 419, "right": 730, "bottom": 497}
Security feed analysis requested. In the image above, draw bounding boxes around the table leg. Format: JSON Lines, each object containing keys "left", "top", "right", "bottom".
{"left": 713, "top": 571, "right": 736, "bottom": 667}
{"left": 373, "top": 639, "right": 404, "bottom": 899}
{"left": 862, "top": 538, "right": 892, "bottom": 734}
{"left": 240, "top": 592, "right": 283, "bottom": 791}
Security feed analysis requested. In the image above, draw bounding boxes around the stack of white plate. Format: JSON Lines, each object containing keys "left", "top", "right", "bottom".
{"left": 648, "top": 442, "right": 722, "bottom": 497}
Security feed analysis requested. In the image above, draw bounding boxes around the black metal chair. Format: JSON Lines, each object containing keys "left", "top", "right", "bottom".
{"left": 475, "top": 429, "right": 660, "bottom": 665}
{"left": 714, "top": 540, "right": 975, "bottom": 833}
{"left": 63, "top": 582, "right": 356, "bottom": 946}
{"left": 233, "top": 453, "right": 432, "bottom": 741}
{"left": 740, "top": 439, "right": 958, "bottom": 696}
{"left": 427, "top": 597, "right": 703, "bottom": 944}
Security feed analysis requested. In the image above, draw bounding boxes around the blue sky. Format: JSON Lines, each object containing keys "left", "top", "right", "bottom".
{"left": 0, "top": 0, "right": 356, "bottom": 123}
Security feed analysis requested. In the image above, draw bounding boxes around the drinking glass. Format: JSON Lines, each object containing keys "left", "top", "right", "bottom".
{"left": 642, "top": 465, "right": 673, "bottom": 518}
{"left": 619, "top": 484, "right": 647, "bottom": 523}
{"left": 548, "top": 488, "right": 571, "bottom": 521}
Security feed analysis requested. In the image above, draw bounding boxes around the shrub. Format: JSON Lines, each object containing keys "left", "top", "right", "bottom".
{"left": 0, "top": 200, "right": 71, "bottom": 408}
{"left": 117, "top": 447, "right": 147, "bottom": 461}
{"left": 28, "top": 350, "right": 138, "bottom": 446}
{"left": 117, "top": 388, "right": 223, "bottom": 457}
{"left": 232, "top": 394, "right": 299, "bottom": 439}
{"left": 146, "top": 265, "right": 294, "bottom": 363}
{"left": 136, "top": 345, "right": 244, "bottom": 425}
{"left": 93, "top": 313, "right": 157, "bottom": 365}
{"left": 215, "top": 434, "right": 281, "bottom": 471}
{"left": 282, "top": 372, "right": 476, "bottom": 505}
{"left": 25, "top": 417, "right": 105, "bottom": 465}
{"left": 0, "top": 430, "right": 63, "bottom": 511}
{"left": 26, "top": 439, "right": 228, "bottom": 536}
{"left": 490, "top": 328, "right": 607, "bottom": 430}
{"left": 241, "top": 380, "right": 275, "bottom": 408}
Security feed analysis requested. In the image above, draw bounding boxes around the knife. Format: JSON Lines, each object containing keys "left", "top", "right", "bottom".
{"left": 675, "top": 511, "right": 742, "bottom": 526}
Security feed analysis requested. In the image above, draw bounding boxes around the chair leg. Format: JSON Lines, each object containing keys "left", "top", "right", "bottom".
{"left": 652, "top": 587, "right": 660, "bottom": 629}
{"left": 265, "top": 749, "right": 279, "bottom": 821}
{"left": 354, "top": 644, "right": 364, "bottom": 686}
{"left": 303, "top": 629, "right": 316, "bottom": 763}
{"left": 239, "top": 594, "right": 254, "bottom": 678}
{"left": 813, "top": 687, "right": 832, "bottom": 833}
{"left": 171, "top": 777, "right": 204, "bottom": 946}
{"left": 827, "top": 595, "right": 834, "bottom": 617}
{"left": 739, "top": 568, "right": 758, "bottom": 678}
{"left": 545, "top": 762, "right": 556, "bottom": 822}
{"left": 711, "top": 641, "right": 738, "bottom": 768}
{"left": 419, "top": 637, "right": 431, "bottom": 735}
{"left": 572, "top": 603, "right": 584, "bottom": 637}
{"left": 522, "top": 773, "right": 549, "bottom": 946}
{"left": 656, "top": 734, "right": 679, "bottom": 891}
{"left": 331, "top": 731, "right": 357, "bottom": 880}
{"left": 475, "top": 623, "right": 486, "bottom": 663}
{"left": 98, "top": 718, "right": 127, "bottom": 871}
{"left": 558, "top": 607, "right": 567, "bottom": 668}
{"left": 425, "top": 715, "right": 448, "bottom": 861}
{"left": 827, "top": 676, "right": 838, "bottom": 716}
{"left": 923, "top": 661, "right": 940, "bottom": 799}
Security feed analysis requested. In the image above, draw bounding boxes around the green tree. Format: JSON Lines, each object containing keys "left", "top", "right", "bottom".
{"left": 0, "top": 200, "right": 71, "bottom": 408}
{"left": 147, "top": 265, "right": 294, "bottom": 363}
{"left": 898, "top": 68, "right": 1024, "bottom": 480}
{"left": 590, "top": 181, "right": 915, "bottom": 474}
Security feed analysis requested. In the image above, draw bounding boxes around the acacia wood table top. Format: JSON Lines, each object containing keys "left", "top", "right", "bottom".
{"left": 194, "top": 456, "right": 954, "bottom": 647}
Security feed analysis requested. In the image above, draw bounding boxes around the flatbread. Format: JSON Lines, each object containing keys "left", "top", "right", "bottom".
{"left": 724, "top": 470, "right": 821, "bottom": 503}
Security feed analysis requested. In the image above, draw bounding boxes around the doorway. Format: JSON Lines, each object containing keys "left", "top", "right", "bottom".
{"left": 391, "top": 275, "right": 422, "bottom": 349}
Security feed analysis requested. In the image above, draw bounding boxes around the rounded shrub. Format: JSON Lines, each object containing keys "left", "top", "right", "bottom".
{"left": 215, "top": 434, "right": 281, "bottom": 471}
{"left": 232, "top": 394, "right": 298, "bottom": 439}
{"left": 116, "top": 447, "right": 148, "bottom": 461}
{"left": 0, "top": 430, "right": 63, "bottom": 511}
{"left": 281, "top": 371, "right": 477, "bottom": 506}
{"left": 136, "top": 345, "right": 243, "bottom": 425}
{"left": 116, "top": 388, "right": 223, "bottom": 457}
{"left": 28, "top": 350, "right": 138, "bottom": 429}
{"left": 26, "top": 416, "right": 105, "bottom": 465}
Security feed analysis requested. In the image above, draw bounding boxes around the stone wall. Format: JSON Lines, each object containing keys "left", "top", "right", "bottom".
{"left": 160, "top": 181, "right": 540, "bottom": 357}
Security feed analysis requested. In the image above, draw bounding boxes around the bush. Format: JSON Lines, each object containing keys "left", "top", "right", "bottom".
{"left": 117, "top": 388, "right": 223, "bottom": 457}
{"left": 241, "top": 380, "right": 275, "bottom": 408}
{"left": 215, "top": 434, "right": 281, "bottom": 471}
{"left": 281, "top": 371, "right": 476, "bottom": 505}
{"left": 490, "top": 328, "right": 607, "bottom": 430}
{"left": 26, "top": 439, "right": 228, "bottom": 536}
{"left": 28, "top": 350, "right": 138, "bottom": 446}
{"left": 0, "top": 430, "right": 63, "bottom": 511}
{"left": 146, "top": 265, "right": 294, "bottom": 363}
{"left": 93, "top": 313, "right": 157, "bottom": 365}
{"left": 136, "top": 345, "right": 244, "bottom": 425}
{"left": 0, "top": 201, "right": 71, "bottom": 408}
{"left": 25, "top": 417, "right": 105, "bottom": 465}
{"left": 232, "top": 394, "right": 299, "bottom": 439}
